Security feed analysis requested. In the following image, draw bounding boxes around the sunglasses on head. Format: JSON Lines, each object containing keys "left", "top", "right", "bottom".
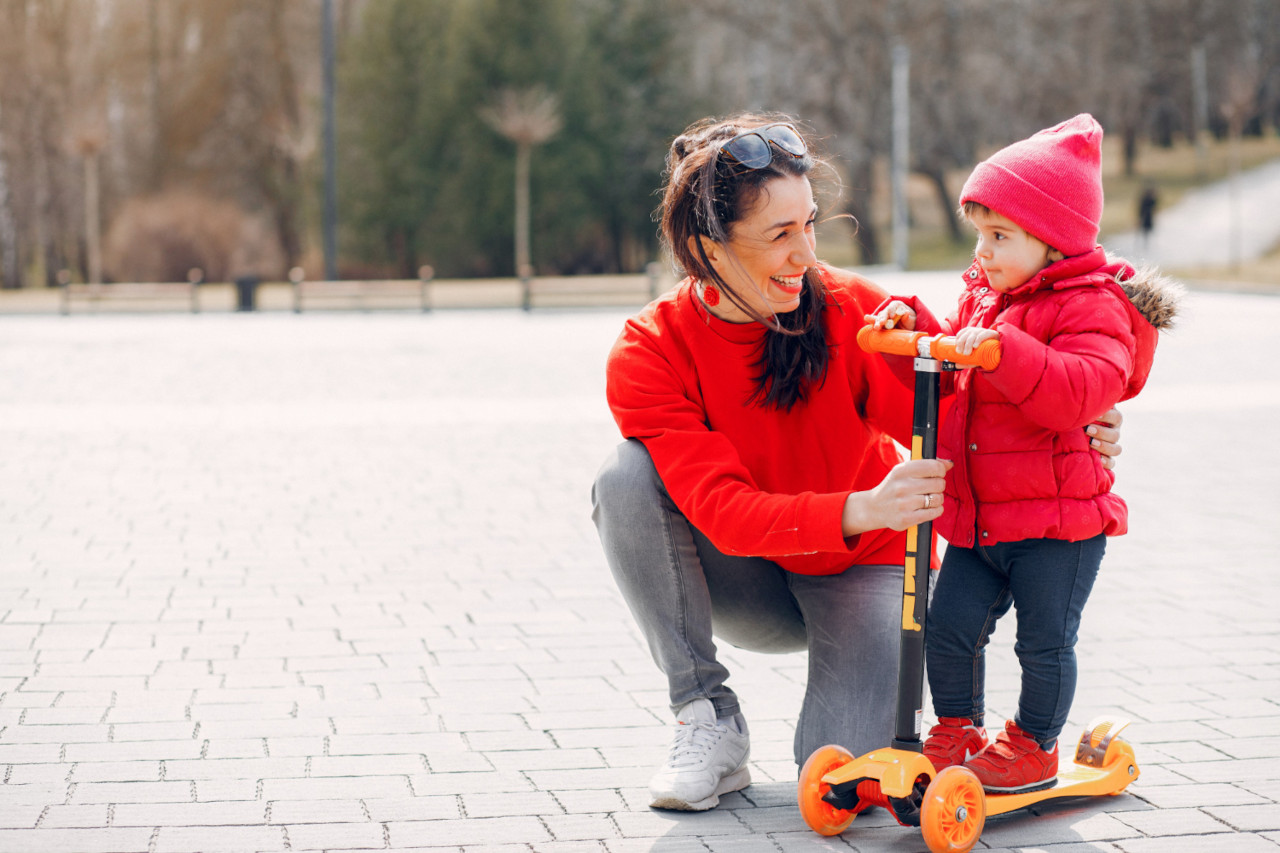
{"left": 719, "top": 123, "right": 808, "bottom": 170}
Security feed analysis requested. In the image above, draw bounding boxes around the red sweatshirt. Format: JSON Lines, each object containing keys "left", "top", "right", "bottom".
{"left": 605, "top": 263, "right": 915, "bottom": 575}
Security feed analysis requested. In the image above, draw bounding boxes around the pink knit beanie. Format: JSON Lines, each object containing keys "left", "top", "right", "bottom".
{"left": 959, "top": 114, "right": 1104, "bottom": 257}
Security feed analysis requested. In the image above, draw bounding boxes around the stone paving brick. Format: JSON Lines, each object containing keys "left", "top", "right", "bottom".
{"left": 260, "top": 775, "right": 413, "bottom": 801}
{"left": 1173, "top": 757, "right": 1278, "bottom": 784}
{"left": 461, "top": 790, "right": 563, "bottom": 819}
{"left": 1114, "top": 806, "right": 1235, "bottom": 836}
{"left": 612, "top": 809, "right": 750, "bottom": 839}
{"left": 193, "top": 778, "right": 259, "bottom": 801}
{"left": 308, "top": 754, "right": 427, "bottom": 776}
{"left": 439, "top": 712, "right": 531, "bottom": 732}
{"left": 111, "top": 800, "right": 266, "bottom": 826}
{"left": 196, "top": 718, "right": 334, "bottom": 739}
{"left": 0, "top": 803, "right": 43, "bottom": 831}
{"left": 934, "top": 809, "right": 1142, "bottom": 851}
{"left": 286, "top": 821, "right": 387, "bottom": 851}
{"left": 407, "top": 770, "right": 534, "bottom": 797}
{"left": 526, "top": 767, "right": 655, "bottom": 792}
{"left": 0, "top": 742, "right": 62, "bottom": 758}
{"left": 109, "top": 721, "right": 199, "bottom": 741}
{"left": 1115, "top": 834, "right": 1280, "bottom": 852}
{"left": 0, "top": 827, "right": 156, "bottom": 852}
{"left": 0, "top": 723, "right": 109, "bottom": 743}
{"left": 1207, "top": 735, "right": 1280, "bottom": 759}
{"left": 267, "top": 798, "right": 368, "bottom": 824}
{"left": 549, "top": 790, "right": 627, "bottom": 815}
{"left": 541, "top": 813, "right": 621, "bottom": 843}
{"left": 465, "top": 730, "right": 558, "bottom": 752}
{"left": 20, "top": 706, "right": 109, "bottom": 725}
{"left": 67, "top": 760, "right": 163, "bottom": 782}
{"left": 732, "top": 782, "right": 796, "bottom": 810}
{"left": 152, "top": 824, "right": 287, "bottom": 852}
{"left": 1211, "top": 715, "right": 1280, "bottom": 737}
{"left": 605, "top": 839, "right": 714, "bottom": 853}
{"left": 768, "top": 832, "right": 865, "bottom": 852}
{"left": 5, "top": 762, "right": 70, "bottom": 784}
{"left": 163, "top": 756, "right": 309, "bottom": 781}
{"left": 361, "top": 796, "right": 461, "bottom": 822}
{"left": 1205, "top": 803, "right": 1280, "bottom": 832}
{"left": 535, "top": 843, "right": 621, "bottom": 853}
{"left": 33, "top": 804, "right": 111, "bottom": 829}
{"left": 1136, "top": 782, "right": 1268, "bottom": 808}
{"left": 68, "top": 780, "right": 196, "bottom": 804}
{"left": 64, "top": 739, "right": 203, "bottom": 762}
{"left": 483, "top": 748, "right": 605, "bottom": 772}
{"left": 0, "top": 782, "right": 69, "bottom": 806}
{"left": 426, "top": 752, "right": 497, "bottom": 772}
{"left": 389, "top": 816, "right": 552, "bottom": 846}
{"left": 704, "top": 837, "right": 788, "bottom": 853}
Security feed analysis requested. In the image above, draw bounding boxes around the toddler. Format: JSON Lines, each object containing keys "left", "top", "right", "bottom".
{"left": 871, "top": 114, "right": 1180, "bottom": 793}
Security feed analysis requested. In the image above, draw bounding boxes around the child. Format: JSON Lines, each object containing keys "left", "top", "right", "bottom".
{"left": 870, "top": 114, "right": 1180, "bottom": 793}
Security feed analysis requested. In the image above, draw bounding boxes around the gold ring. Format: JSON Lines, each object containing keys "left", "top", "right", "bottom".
{"left": 923, "top": 493, "right": 932, "bottom": 510}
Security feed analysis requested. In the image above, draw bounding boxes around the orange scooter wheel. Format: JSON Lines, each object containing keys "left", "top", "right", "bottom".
{"left": 797, "top": 744, "right": 856, "bottom": 836}
{"left": 920, "top": 766, "right": 986, "bottom": 853}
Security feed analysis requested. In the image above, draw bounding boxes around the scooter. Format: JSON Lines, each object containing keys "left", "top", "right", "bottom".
{"left": 796, "top": 325, "right": 1140, "bottom": 853}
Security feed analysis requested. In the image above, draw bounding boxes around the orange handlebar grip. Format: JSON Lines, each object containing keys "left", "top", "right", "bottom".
{"left": 928, "top": 337, "right": 1002, "bottom": 371}
{"left": 857, "top": 324, "right": 1002, "bottom": 370}
{"left": 856, "top": 325, "right": 925, "bottom": 358}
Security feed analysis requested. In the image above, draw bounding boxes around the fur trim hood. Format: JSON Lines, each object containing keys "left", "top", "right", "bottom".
{"left": 1114, "top": 259, "right": 1183, "bottom": 332}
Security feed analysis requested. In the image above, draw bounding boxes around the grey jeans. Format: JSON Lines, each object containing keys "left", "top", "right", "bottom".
{"left": 591, "top": 439, "right": 901, "bottom": 766}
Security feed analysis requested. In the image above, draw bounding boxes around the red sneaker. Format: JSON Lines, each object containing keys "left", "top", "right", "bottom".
{"left": 964, "top": 720, "right": 1058, "bottom": 793}
{"left": 923, "top": 717, "right": 989, "bottom": 770}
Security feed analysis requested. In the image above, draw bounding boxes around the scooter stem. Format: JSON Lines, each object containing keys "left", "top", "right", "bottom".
{"left": 893, "top": 357, "right": 943, "bottom": 752}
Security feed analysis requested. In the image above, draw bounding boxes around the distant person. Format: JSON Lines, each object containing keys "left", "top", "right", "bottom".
{"left": 871, "top": 114, "right": 1180, "bottom": 793}
{"left": 590, "top": 112, "right": 1125, "bottom": 812}
{"left": 1138, "top": 185, "right": 1158, "bottom": 251}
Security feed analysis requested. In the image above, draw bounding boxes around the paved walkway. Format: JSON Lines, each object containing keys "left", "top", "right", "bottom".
{"left": 1, "top": 273, "right": 1279, "bottom": 852}
{"left": 1104, "top": 157, "right": 1280, "bottom": 270}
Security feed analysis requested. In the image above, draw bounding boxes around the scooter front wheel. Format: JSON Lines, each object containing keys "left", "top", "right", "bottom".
{"left": 797, "top": 744, "right": 856, "bottom": 836}
{"left": 920, "top": 766, "right": 986, "bottom": 853}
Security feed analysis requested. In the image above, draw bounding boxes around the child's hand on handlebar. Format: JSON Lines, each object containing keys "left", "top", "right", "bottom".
{"left": 868, "top": 301, "right": 916, "bottom": 331}
{"left": 953, "top": 326, "right": 999, "bottom": 356}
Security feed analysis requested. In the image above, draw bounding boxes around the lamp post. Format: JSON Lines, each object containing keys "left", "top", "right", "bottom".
{"left": 322, "top": 0, "right": 338, "bottom": 282}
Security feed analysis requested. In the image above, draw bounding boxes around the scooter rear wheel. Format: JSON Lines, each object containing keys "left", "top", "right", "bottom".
{"left": 797, "top": 744, "right": 856, "bottom": 836}
{"left": 920, "top": 766, "right": 986, "bottom": 853}
{"left": 1105, "top": 737, "right": 1140, "bottom": 793}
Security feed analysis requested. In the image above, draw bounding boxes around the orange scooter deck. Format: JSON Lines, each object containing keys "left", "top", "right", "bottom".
{"left": 986, "top": 719, "right": 1139, "bottom": 816}
{"left": 799, "top": 718, "right": 1140, "bottom": 853}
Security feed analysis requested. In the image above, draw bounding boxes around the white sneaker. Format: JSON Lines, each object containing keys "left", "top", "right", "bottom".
{"left": 648, "top": 698, "right": 750, "bottom": 811}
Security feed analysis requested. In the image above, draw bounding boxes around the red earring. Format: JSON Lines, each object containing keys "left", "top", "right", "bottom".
{"left": 702, "top": 285, "right": 721, "bottom": 307}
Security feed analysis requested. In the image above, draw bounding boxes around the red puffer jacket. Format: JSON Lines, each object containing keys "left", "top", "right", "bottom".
{"left": 897, "top": 247, "right": 1180, "bottom": 548}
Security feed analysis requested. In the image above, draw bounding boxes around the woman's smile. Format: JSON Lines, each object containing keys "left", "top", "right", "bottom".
{"left": 770, "top": 274, "right": 806, "bottom": 295}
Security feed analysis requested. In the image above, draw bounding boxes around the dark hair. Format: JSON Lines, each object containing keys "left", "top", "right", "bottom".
{"left": 660, "top": 113, "right": 831, "bottom": 411}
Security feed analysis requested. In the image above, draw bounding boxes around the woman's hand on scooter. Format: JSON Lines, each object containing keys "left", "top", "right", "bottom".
{"left": 1087, "top": 407, "right": 1123, "bottom": 471}
{"left": 868, "top": 301, "right": 917, "bottom": 331}
{"left": 841, "top": 458, "right": 952, "bottom": 536}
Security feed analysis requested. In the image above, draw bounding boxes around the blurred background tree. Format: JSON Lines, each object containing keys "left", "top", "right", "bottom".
{"left": 0, "top": 0, "right": 1275, "bottom": 286}
{"left": 337, "top": 0, "right": 700, "bottom": 278}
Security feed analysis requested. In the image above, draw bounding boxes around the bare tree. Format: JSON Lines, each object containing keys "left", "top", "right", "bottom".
{"left": 481, "top": 87, "right": 563, "bottom": 279}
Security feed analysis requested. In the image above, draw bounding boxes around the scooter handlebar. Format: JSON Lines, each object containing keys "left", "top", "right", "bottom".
{"left": 857, "top": 325, "right": 1002, "bottom": 371}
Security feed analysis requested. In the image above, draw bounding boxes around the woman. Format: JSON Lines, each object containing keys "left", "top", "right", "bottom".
{"left": 590, "top": 113, "right": 1122, "bottom": 812}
